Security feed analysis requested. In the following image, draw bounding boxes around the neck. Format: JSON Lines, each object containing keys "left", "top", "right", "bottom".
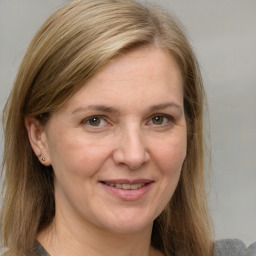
{"left": 37, "top": 213, "right": 160, "bottom": 256}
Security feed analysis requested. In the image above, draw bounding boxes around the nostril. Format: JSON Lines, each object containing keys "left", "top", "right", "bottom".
{"left": 113, "top": 150, "right": 150, "bottom": 170}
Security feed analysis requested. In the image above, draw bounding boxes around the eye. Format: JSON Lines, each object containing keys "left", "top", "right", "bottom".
{"left": 152, "top": 115, "right": 164, "bottom": 125}
{"left": 148, "top": 114, "right": 173, "bottom": 126}
{"left": 83, "top": 116, "right": 108, "bottom": 127}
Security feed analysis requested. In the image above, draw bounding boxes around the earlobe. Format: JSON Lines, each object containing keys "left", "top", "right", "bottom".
{"left": 24, "top": 117, "right": 51, "bottom": 166}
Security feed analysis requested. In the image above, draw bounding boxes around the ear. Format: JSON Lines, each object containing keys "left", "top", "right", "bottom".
{"left": 24, "top": 117, "right": 51, "bottom": 166}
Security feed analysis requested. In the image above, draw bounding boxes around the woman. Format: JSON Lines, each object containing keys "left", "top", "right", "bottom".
{"left": 0, "top": 0, "right": 252, "bottom": 256}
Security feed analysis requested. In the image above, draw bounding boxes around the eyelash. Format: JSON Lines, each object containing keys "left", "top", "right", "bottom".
{"left": 147, "top": 114, "right": 174, "bottom": 126}
{"left": 82, "top": 115, "right": 109, "bottom": 128}
{"left": 82, "top": 114, "right": 175, "bottom": 128}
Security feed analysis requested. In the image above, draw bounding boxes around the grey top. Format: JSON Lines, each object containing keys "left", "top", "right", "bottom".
{"left": 214, "top": 239, "right": 256, "bottom": 256}
{"left": 34, "top": 239, "right": 256, "bottom": 256}
{"left": 33, "top": 241, "right": 50, "bottom": 256}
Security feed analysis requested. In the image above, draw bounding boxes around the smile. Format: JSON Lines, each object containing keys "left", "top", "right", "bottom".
{"left": 104, "top": 183, "right": 146, "bottom": 190}
{"left": 100, "top": 179, "right": 153, "bottom": 201}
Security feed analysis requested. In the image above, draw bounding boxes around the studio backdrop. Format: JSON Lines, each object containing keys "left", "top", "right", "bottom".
{"left": 0, "top": 0, "right": 255, "bottom": 245}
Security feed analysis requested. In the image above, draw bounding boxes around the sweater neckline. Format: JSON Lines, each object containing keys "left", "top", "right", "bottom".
{"left": 34, "top": 241, "right": 50, "bottom": 256}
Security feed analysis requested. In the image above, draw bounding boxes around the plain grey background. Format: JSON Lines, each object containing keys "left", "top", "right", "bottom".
{"left": 0, "top": 0, "right": 255, "bottom": 245}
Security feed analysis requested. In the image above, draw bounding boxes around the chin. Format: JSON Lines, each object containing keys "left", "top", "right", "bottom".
{"left": 106, "top": 221, "right": 153, "bottom": 235}
{"left": 96, "top": 209, "right": 157, "bottom": 235}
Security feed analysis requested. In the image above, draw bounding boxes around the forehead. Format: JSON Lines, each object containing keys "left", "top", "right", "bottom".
{"left": 97, "top": 47, "right": 182, "bottom": 85}
{"left": 58, "top": 47, "right": 183, "bottom": 114}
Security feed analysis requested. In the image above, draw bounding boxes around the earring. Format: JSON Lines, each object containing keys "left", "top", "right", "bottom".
{"left": 38, "top": 154, "right": 45, "bottom": 162}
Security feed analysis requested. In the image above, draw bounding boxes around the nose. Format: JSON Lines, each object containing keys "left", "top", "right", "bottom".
{"left": 112, "top": 126, "right": 150, "bottom": 170}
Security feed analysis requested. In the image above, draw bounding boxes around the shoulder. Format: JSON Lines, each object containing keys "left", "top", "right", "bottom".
{"left": 214, "top": 239, "right": 256, "bottom": 256}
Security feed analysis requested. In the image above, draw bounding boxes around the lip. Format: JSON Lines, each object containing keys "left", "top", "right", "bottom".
{"left": 100, "top": 179, "right": 153, "bottom": 184}
{"left": 99, "top": 179, "right": 154, "bottom": 201}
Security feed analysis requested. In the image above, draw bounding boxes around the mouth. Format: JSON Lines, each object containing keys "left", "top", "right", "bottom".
{"left": 101, "top": 182, "right": 147, "bottom": 190}
{"left": 99, "top": 179, "right": 153, "bottom": 201}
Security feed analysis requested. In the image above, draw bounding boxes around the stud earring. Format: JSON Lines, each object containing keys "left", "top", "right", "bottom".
{"left": 38, "top": 154, "right": 45, "bottom": 162}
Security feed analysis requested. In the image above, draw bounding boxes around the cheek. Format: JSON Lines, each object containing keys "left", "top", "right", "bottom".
{"left": 153, "top": 134, "right": 187, "bottom": 175}
{"left": 149, "top": 135, "right": 186, "bottom": 218}
{"left": 48, "top": 133, "right": 112, "bottom": 179}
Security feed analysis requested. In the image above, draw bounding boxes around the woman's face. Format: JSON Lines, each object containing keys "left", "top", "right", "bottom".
{"left": 35, "top": 47, "right": 187, "bottom": 234}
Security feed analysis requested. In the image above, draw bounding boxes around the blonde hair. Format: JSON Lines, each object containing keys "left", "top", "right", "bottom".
{"left": 1, "top": 0, "right": 213, "bottom": 255}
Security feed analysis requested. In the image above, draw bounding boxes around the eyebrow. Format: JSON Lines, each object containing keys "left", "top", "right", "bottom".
{"left": 71, "top": 105, "right": 118, "bottom": 115}
{"left": 148, "top": 102, "right": 182, "bottom": 113}
{"left": 71, "top": 102, "right": 182, "bottom": 115}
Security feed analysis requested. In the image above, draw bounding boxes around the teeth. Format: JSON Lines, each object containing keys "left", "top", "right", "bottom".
{"left": 122, "top": 184, "right": 131, "bottom": 189}
{"left": 105, "top": 183, "right": 145, "bottom": 190}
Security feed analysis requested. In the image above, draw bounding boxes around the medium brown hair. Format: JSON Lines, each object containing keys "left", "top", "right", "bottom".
{"left": 1, "top": 0, "right": 213, "bottom": 255}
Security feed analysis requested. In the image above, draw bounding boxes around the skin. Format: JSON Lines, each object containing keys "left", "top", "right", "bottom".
{"left": 26, "top": 47, "right": 187, "bottom": 256}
